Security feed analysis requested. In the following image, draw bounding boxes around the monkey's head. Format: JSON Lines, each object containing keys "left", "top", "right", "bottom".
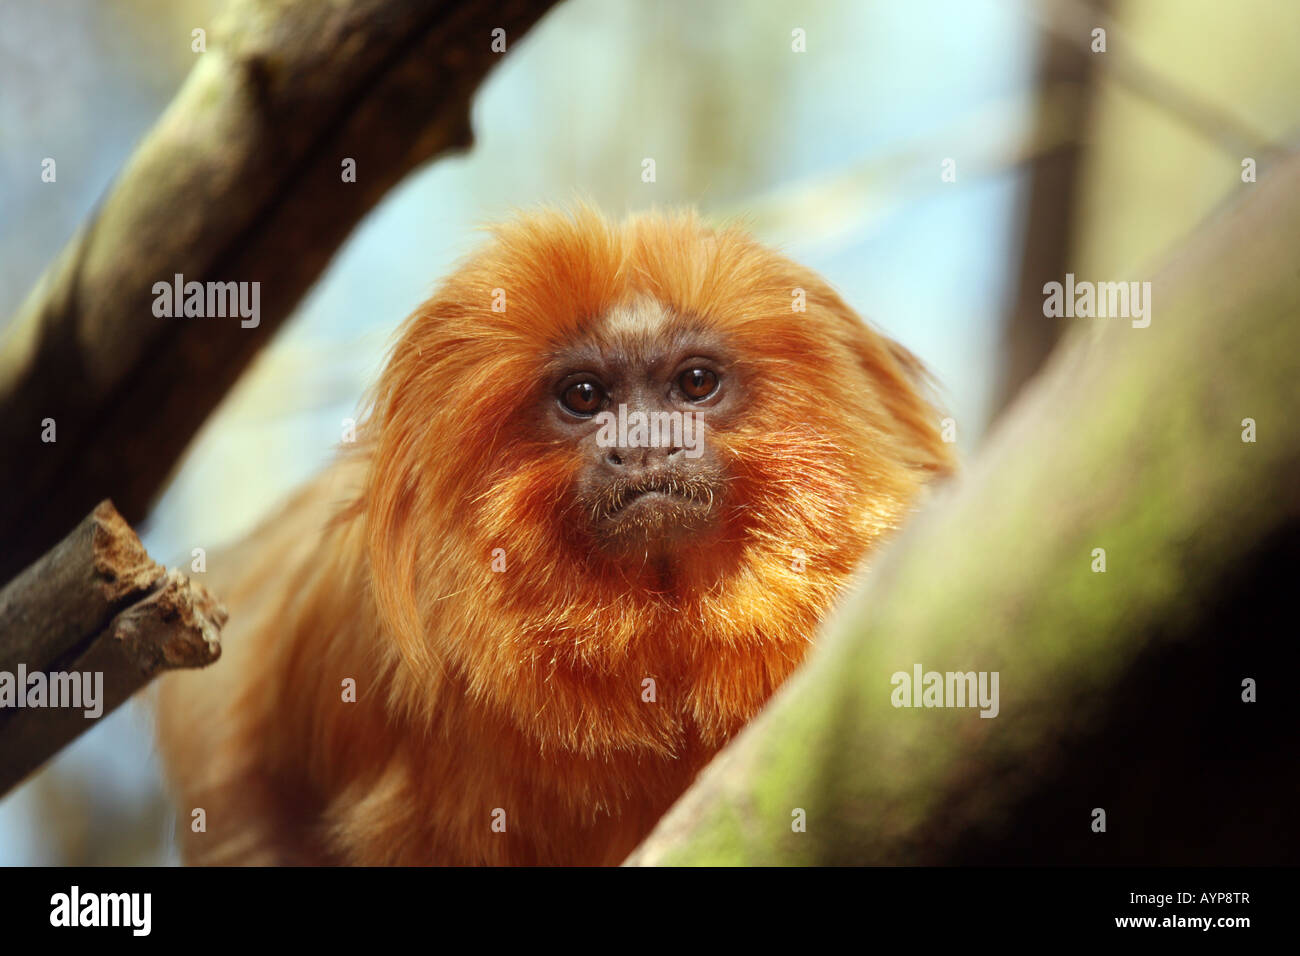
{"left": 361, "top": 207, "right": 952, "bottom": 750}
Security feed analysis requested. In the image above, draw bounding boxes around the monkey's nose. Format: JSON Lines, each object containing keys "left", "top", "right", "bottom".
{"left": 603, "top": 445, "right": 684, "bottom": 471}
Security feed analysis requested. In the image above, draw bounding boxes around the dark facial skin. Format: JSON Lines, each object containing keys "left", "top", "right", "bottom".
{"left": 540, "top": 308, "right": 737, "bottom": 561}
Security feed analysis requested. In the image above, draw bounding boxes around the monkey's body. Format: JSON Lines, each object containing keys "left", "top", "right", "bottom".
{"left": 160, "top": 459, "right": 727, "bottom": 865}
{"left": 157, "top": 208, "right": 951, "bottom": 865}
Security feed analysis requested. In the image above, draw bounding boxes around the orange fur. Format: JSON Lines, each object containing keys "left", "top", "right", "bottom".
{"left": 156, "top": 206, "right": 953, "bottom": 865}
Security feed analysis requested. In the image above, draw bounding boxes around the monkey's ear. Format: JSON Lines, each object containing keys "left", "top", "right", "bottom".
{"left": 358, "top": 379, "right": 444, "bottom": 683}
{"left": 845, "top": 318, "right": 956, "bottom": 479}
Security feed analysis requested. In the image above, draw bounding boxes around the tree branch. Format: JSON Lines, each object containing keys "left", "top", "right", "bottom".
{"left": 991, "top": 0, "right": 1107, "bottom": 417}
{"left": 0, "top": 0, "right": 559, "bottom": 582}
{"left": 0, "top": 501, "right": 225, "bottom": 796}
{"left": 628, "top": 149, "right": 1300, "bottom": 866}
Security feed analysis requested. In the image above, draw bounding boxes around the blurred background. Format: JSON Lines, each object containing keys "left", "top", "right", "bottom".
{"left": 1, "top": 0, "right": 1296, "bottom": 864}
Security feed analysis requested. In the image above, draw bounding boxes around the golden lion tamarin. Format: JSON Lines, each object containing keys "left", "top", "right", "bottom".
{"left": 156, "top": 206, "right": 953, "bottom": 865}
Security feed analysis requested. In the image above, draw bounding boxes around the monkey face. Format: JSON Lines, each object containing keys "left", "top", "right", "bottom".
{"left": 541, "top": 299, "right": 733, "bottom": 557}
{"left": 361, "top": 206, "right": 953, "bottom": 695}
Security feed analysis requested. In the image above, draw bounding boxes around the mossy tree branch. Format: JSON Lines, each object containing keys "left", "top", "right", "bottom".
{"left": 629, "top": 151, "right": 1300, "bottom": 866}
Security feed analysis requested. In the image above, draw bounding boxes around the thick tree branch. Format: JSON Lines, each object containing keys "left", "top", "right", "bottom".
{"left": 0, "top": 501, "right": 224, "bottom": 796}
{"left": 628, "top": 150, "right": 1300, "bottom": 866}
{"left": 0, "top": 0, "right": 558, "bottom": 582}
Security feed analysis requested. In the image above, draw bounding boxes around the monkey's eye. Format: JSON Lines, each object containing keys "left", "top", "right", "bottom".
{"left": 678, "top": 368, "right": 719, "bottom": 401}
{"left": 560, "top": 380, "right": 605, "bottom": 416}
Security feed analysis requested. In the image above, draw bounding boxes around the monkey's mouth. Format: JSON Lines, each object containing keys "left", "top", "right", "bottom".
{"left": 608, "top": 474, "right": 709, "bottom": 513}
{"left": 592, "top": 473, "right": 719, "bottom": 542}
